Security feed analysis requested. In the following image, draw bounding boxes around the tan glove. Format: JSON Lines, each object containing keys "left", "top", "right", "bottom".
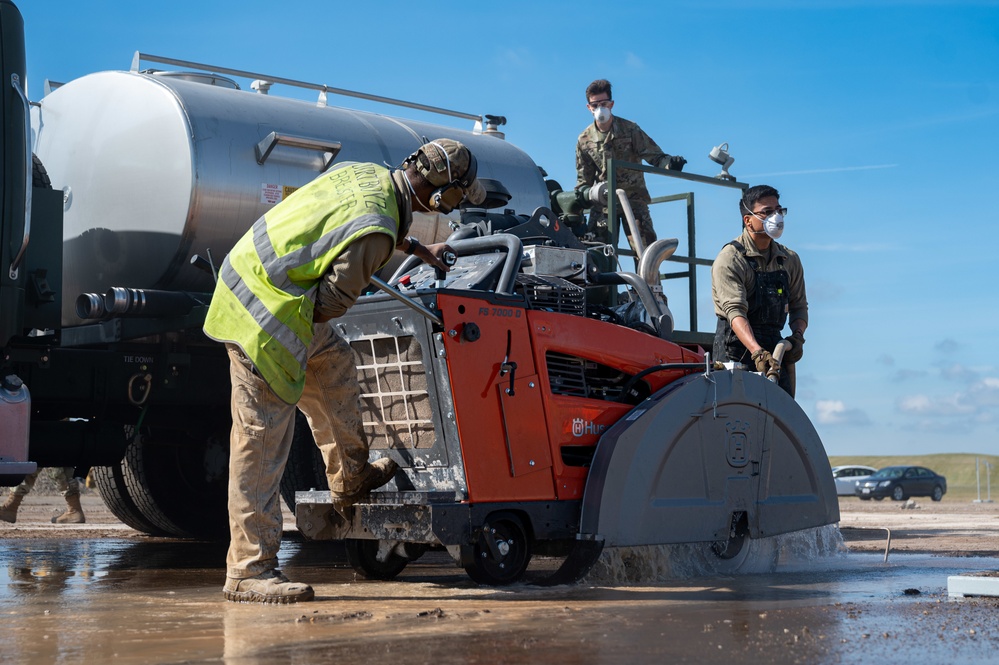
{"left": 783, "top": 331, "right": 805, "bottom": 363}
{"left": 751, "top": 348, "right": 776, "bottom": 374}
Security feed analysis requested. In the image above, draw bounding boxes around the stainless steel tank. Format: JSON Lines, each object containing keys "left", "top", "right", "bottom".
{"left": 31, "top": 70, "right": 549, "bottom": 325}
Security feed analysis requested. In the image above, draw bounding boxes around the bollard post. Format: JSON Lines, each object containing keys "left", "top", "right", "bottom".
{"left": 974, "top": 457, "right": 982, "bottom": 504}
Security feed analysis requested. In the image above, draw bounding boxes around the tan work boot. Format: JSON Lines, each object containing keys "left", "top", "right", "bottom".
{"left": 330, "top": 458, "right": 398, "bottom": 519}
{"left": 0, "top": 494, "right": 23, "bottom": 523}
{"left": 52, "top": 494, "right": 86, "bottom": 524}
{"left": 223, "top": 569, "right": 315, "bottom": 604}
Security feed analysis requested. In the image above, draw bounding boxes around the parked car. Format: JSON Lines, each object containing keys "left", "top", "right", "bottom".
{"left": 855, "top": 466, "right": 947, "bottom": 502}
{"left": 832, "top": 465, "right": 878, "bottom": 496}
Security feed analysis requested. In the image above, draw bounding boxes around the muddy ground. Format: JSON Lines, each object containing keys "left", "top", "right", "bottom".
{"left": 1, "top": 492, "right": 998, "bottom": 664}
{"left": 5, "top": 492, "right": 998, "bottom": 557}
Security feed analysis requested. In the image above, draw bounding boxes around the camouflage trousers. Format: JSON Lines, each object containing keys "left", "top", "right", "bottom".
{"left": 587, "top": 199, "right": 657, "bottom": 255}
{"left": 8, "top": 467, "right": 79, "bottom": 498}
{"left": 225, "top": 323, "right": 371, "bottom": 579}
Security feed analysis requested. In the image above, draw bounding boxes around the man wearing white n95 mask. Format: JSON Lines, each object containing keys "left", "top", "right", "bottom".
{"left": 711, "top": 185, "right": 808, "bottom": 397}
{"left": 575, "top": 78, "right": 686, "bottom": 256}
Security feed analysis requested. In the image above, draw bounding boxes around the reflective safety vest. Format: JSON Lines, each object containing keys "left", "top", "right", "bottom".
{"left": 204, "top": 162, "right": 400, "bottom": 403}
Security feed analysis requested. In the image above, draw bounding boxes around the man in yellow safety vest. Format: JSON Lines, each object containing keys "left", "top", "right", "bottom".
{"left": 205, "top": 139, "right": 485, "bottom": 604}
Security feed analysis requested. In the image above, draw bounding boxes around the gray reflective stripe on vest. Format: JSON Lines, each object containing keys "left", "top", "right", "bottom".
{"left": 253, "top": 213, "right": 395, "bottom": 297}
{"left": 219, "top": 259, "right": 308, "bottom": 362}
{"left": 219, "top": 212, "right": 397, "bottom": 367}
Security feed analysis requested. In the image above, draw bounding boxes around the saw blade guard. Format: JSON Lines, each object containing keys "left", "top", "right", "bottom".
{"left": 579, "top": 368, "right": 839, "bottom": 548}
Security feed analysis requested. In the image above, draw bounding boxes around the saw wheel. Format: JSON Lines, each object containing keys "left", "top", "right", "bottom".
{"left": 701, "top": 510, "right": 778, "bottom": 574}
{"left": 345, "top": 539, "right": 427, "bottom": 580}
{"left": 462, "top": 512, "right": 532, "bottom": 586}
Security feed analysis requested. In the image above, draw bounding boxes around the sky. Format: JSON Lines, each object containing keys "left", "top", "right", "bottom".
{"left": 15, "top": 1, "right": 999, "bottom": 459}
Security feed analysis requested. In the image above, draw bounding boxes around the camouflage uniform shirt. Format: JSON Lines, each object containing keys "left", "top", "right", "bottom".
{"left": 711, "top": 227, "right": 808, "bottom": 327}
{"left": 575, "top": 116, "right": 669, "bottom": 203}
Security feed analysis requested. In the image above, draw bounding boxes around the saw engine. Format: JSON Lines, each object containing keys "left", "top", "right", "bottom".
{"left": 296, "top": 205, "right": 839, "bottom": 585}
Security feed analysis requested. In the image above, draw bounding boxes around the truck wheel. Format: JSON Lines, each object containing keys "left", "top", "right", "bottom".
{"left": 345, "top": 539, "right": 426, "bottom": 580}
{"left": 279, "top": 410, "right": 328, "bottom": 513}
{"left": 122, "top": 426, "right": 229, "bottom": 540}
{"left": 90, "top": 455, "right": 168, "bottom": 536}
{"left": 462, "top": 511, "right": 532, "bottom": 586}
{"left": 32, "top": 153, "right": 51, "bottom": 189}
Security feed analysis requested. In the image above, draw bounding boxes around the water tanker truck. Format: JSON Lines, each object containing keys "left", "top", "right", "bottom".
{"left": 0, "top": 0, "right": 837, "bottom": 580}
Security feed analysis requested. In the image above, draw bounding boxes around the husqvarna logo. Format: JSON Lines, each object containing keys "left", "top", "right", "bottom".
{"left": 572, "top": 418, "right": 606, "bottom": 437}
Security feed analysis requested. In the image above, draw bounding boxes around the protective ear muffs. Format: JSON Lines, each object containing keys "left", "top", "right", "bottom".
{"left": 429, "top": 183, "right": 466, "bottom": 213}
{"left": 412, "top": 144, "right": 478, "bottom": 213}
{"left": 428, "top": 149, "right": 478, "bottom": 213}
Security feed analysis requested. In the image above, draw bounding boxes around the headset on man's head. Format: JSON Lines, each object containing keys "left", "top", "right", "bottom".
{"left": 406, "top": 142, "right": 478, "bottom": 214}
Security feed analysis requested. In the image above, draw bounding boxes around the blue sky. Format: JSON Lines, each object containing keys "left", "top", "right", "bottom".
{"left": 17, "top": 1, "right": 999, "bottom": 458}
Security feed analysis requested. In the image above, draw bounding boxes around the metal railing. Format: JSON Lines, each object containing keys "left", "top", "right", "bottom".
{"left": 604, "top": 159, "right": 748, "bottom": 344}
{"left": 131, "top": 52, "right": 484, "bottom": 123}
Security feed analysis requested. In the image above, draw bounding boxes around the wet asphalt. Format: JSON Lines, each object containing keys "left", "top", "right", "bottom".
{"left": 2, "top": 531, "right": 998, "bottom": 664}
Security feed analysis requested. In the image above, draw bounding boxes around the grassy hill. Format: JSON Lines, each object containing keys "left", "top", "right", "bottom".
{"left": 829, "top": 453, "right": 999, "bottom": 501}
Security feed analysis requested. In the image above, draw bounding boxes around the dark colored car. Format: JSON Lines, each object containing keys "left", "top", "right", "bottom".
{"left": 855, "top": 466, "right": 947, "bottom": 502}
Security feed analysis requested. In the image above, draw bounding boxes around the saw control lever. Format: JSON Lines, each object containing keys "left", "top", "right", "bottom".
{"left": 499, "top": 330, "right": 517, "bottom": 396}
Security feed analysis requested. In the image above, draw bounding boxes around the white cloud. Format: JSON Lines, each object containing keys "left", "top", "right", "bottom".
{"left": 492, "top": 48, "right": 533, "bottom": 70}
{"left": 898, "top": 394, "right": 932, "bottom": 413}
{"left": 968, "top": 379, "right": 999, "bottom": 408}
{"left": 938, "top": 363, "right": 979, "bottom": 383}
{"left": 624, "top": 52, "right": 644, "bottom": 69}
{"left": 895, "top": 375, "right": 999, "bottom": 428}
{"left": 898, "top": 391, "right": 978, "bottom": 416}
{"left": 816, "top": 400, "right": 871, "bottom": 426}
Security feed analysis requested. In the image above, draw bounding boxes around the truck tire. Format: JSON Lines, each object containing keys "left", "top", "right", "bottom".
{"left": 279, "top": 410, "right": 329, "bottom": 513}
{"left": 32, "top": 153, "right": 51, "bottom": 189}
{"left": 121, "top": 425, "right": 229, "bottom": 540}
{"left": 90, "top": 455, "right": 168, "bottom": 536}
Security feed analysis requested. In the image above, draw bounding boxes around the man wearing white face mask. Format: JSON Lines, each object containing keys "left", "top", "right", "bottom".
{"left": 575, "top": 78, "right": 686, "bottom": 255}
{"left": 711, "top": 185, "right": 808, "bottom": 397}
{"left": 205, "top": 139, "right": 484, "bottom": 603}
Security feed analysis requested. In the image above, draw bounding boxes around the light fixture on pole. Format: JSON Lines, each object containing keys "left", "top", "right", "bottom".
{"left": 709, "top": 142, "right": 735, "bottom": 181}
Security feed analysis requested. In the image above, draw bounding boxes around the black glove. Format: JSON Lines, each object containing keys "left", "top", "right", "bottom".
{"left": 783, "top": 331, "right": 805, "bottom": 363}
{"left": 667, "top": 155, "right": 687, "bottom": 171}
